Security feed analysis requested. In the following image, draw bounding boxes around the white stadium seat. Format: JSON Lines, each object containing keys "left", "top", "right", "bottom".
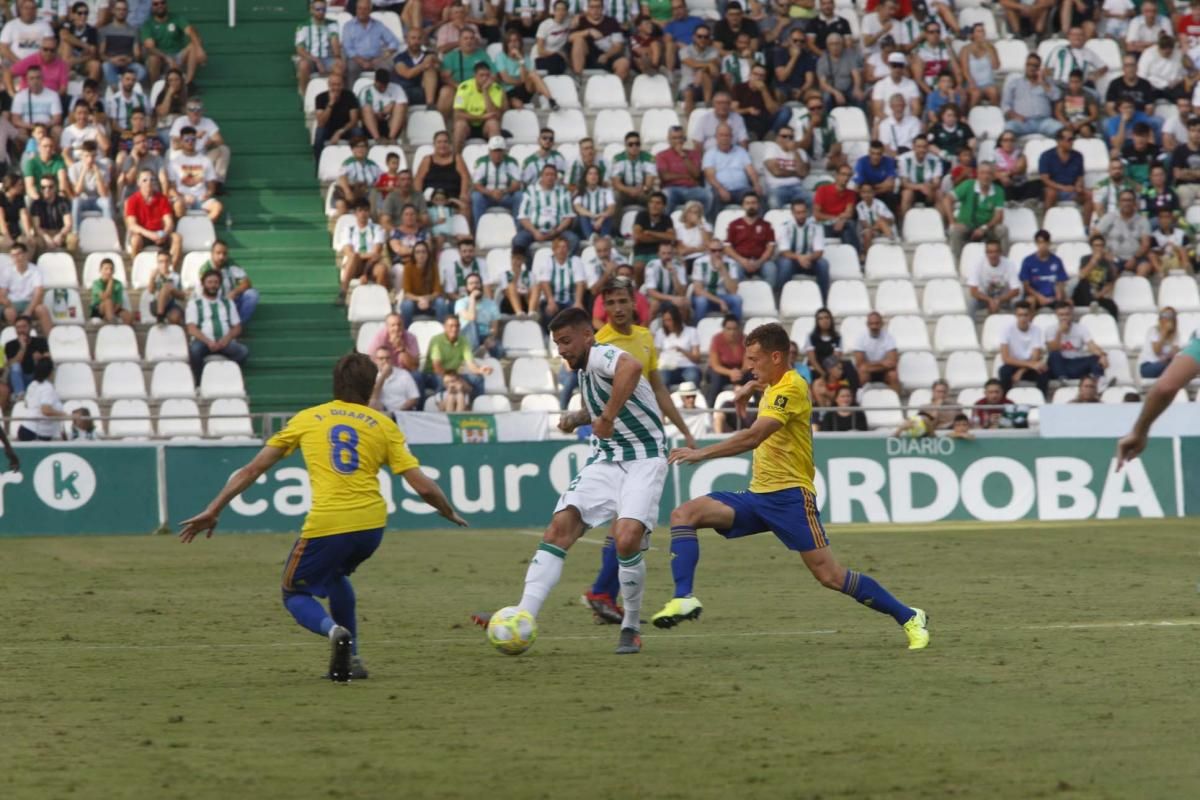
{"left": 967, "top": 105, "right": 1005, "bottom": 140}
{"left": 207, "top": 398, "right": 255, "bottom": 438}
{"left": 898, "top": 351, "right": 939, "bottom": 391}
{"left": 995, "top": 39, "right": 1030, "bottom": 73}
{"left": 542, "top": 75, "right": 581, "bottom": 109}
{"left": 1041, "top": 207, "right": 1087, "bottom": 242}
{"left": 472, "top": 395, "right": 512, "bottom": 412}
{"left": 368, "top": 143, "right": 406, "bottom": 171}
{"left": 827, "top": 279, "right": 871, "bottom": 317}
{"left": 79, "top": 218, "right": 121, "bottom": 253}
{"left": 874, "top": 279, "right": 920, "bottom": 316}
{"left": 1036, "top": 37, "right": 1068, "bottom": 63}
{"left": 640, "top": 108, "right": 681, "bottom": 146}
{"left": 839, "top": 315, "right": 868, "bottom": 348}
{"left": 1008, "top": 386, "right": 1046, "bottom": 407}
{"left": 520, "top": 393, "right": 560, "bottom": 412}
{"left": 177, "top": 216, "right": 216, "bottom": 252}
{"left": 1158, "top": 275, "right": 1200, "bottom": 311}
{"left": 181, "top": 251, "right": 209, "bottom": 291}
{"left": 887, "top": 314, "right": 931, "bottom": 352}
{"left": 594, "top": 109, "right": 636, "bottom": 145}
{"left": 743, "top": 316, "right": 778, "bottom": 335}
{"left": 406, "top": 109, "right": 446, "bottom": 146}
{"left": 48, "top": 325, "right": 90, "bottom": 362}
{"left": 501, "top": 319, "right": 547, "bottom": 356}
{"left": 200, "top": 360, "right": 246, "bottom": 399}
{"left": 945, "top": 350, "right": 989, "bottom": 390}
{"left": 108, "top": 399, "right": 153, "bottom": 439}
{"left": 145, "top": 324, "right": 188, "bottom": 362}
{"left": 476, "top": 357, "right": 509, "bottom": 395}
{"left": 94, "top": 324, "right": 140, "bottom": 363}
{"left": 304, "top": 77, "right": 328, "bottom": 115}
{"left": 1002, "top": 207, "right": 1038, "bottom": 243}
{"left": 825, "top": 243, "right": 862, "bottom": 281}
{"left": 864, "top": 244, "right": 908, "bottom": 281}
{"left": 934, "top": 314, "right": 981, "bottom": 353}
{"left": 830, "top": 107, "right": 869, "bottom": 141}
{"left": 157, "top": 398, "right": 204, "bottom": 438}
{"left": 584, "top": 74, "right": 628, "bottom": 109}
{"left": 907, "top": 242, "right": 955, "bottom": 283}
{"left": 631, "top": 74, "right": 673, "bottom": 109}
{"left": 317, "top": 144, "right": 351, "bottom": 182}
{"left": 476, "top": 213, "right": 517, "bottom": 251}
{"left": 509, "top": 357, "right": 555, "bottom": 395}
{"left": 55, "top": 362, "right": 97, "bottom": 400}
{"left": 861, "top": 388, "right": 904, "bottom": 429}
{"left": 1102, "top": 385, "right": 1137, "bottom": 403}
{"left": 101, "top": 361, "right": 146, "bottom": 399}
{"left": 347, "top": 284, "right": 391, "bottom": 322}
{"left": 902, "top": 208, "right": 947, "bottom": 244}
{"left": 151, "top": 361, "right": 196, "bottom": 399}
{"left": 1054, "top": 241, "right": 1089, "bottom": 279}
{"left": 1080, "top": 313, "right": 1122, "bottom": 350}
{"left": 922, "top": 279, "right": 967, "bottom": 316}
{"left": 1123, "top": 312, "right": 1157, "bottom": 352}
{"left": 40, "top": 252, "right": 78, "bottom": 288}
{"left": 713, "top": 208, "right": 744, "bottom": 240}
{"left": 737, "top": 281, "right": 777, "bottom": 317}
{"left": 547, "top": 109, "right": 588, "bottom": 144}
{"left": 1023, "top": 137, "right": 1055, "bottom": 177}
{"left": 408, "top": 319, "right": 443, "bottom": 358}
{"left": 355, "top": 321, "right": 383, "bottom": 354}
{"left": 959, "top": 6, "right": 998, "bottom": 37}
{"left": 130, "top": 251, "right": 158, "bottom": 289}
{"left": 958, "top": 241, "right": 986, "bottom": 280}
{"left": 696, "top": 316, "right": 724, "bottom": 353}
{"left": 1105, "top": 349, "right": 1134, "bottom": 386}
{"left": 906, "top": 388, "right": 931, "bottom": 412}
{"left": 1085, "top": 37, "right": 1122, "bottom": 72}
{"left": 1051, "top": 386, "right": 1078, "bottom": 404}
{"left": 501, "top": 109, "right": 540, "bottom": 144}
{"left": 1112, "top": 276, "right": 1156, "bottom": 314}
{"left": 1073, "top": 138, "right": 1109, "bottom": 173}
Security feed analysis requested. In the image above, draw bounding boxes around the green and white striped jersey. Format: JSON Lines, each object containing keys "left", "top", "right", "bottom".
{"left": 185, "top": 295, "right": 240, "bottom": 341}
{"left": 533, "top": 253, "right": 586, "bottom": 305}
{"left": 357, "top": 83, "right": 407, "bottom": 113}
{"left": 518, "top": 184, "right": 573, "bottom": 231}
{"left": 295, "top": 19, "right": 340, "bottom": 58}
{"left": 609, "top": 150, "right": 657, "bottom": 188}
{"left": 104, "top": 87, "right": 148, "bottom": 131}
{"left": 641, "top": 257, "right": 686, "bottom": 295}
{"left": 780, "top": 217, "right": 824, "bottom": 256}
{"left": 690, "top": 255, "right": 740, "bottom": 293}
{"left": 578, "top": 343, "right": 665, "bottom": 462}
{"left": 339, "top": 157, "right": 382, "bottom": 185}
{"left": 575, "top": 186, "right": 614, "bottom": 216}
{"left": 441, "top": 255, "right": 484, "bottom": 295}
{"left": 472, "top": 154, "right": 523, "bottom": 190}
{"left": 602, "top": 0, "right": 640, "bottom": 26}
{"left": 896, "top": 150, "right": 943, "bottom": 184}
{"left": 720, "top": 51, "right": 765, "bottom": 84}
{"left": 568, "top": 157, "right": 607, "bottom": 189}
{"left": 521, "top": 148, "right": 568, "bottom": 184}
{"left": 799, "top": 116, "right": 838, "bottom": 164}
{"left": 1046, "top": 45, "right": 1102, "bottom": 84}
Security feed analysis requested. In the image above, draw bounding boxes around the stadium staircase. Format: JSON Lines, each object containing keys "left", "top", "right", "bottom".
{"left": 178, "top": 0, "right": 351, "bottom": 415}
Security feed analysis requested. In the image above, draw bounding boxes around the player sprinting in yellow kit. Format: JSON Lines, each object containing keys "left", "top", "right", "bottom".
{"left": 180, "top": 354, "right": 467, "bottom": 681}
{"left": 663, "top": 323, "right": 929, "bottom": 650}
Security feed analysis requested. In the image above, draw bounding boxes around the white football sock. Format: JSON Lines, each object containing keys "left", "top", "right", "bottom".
{"left": 517, "top": 543, "right": 566, "bottom": 618}
{"left": 617, "top": 552, "right": 645, "bottom": 631}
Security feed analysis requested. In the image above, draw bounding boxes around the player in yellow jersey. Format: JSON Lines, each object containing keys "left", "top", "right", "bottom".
{"left": 575, "top": 276, "right": 696, "bottom": 624}
{"left": 661, "top": 323, "right": 929, "bottom": 650}
{"left": 180, "top": 354, "right": 467, "bottom": 681}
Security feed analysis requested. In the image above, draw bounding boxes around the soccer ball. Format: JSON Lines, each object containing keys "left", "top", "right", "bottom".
{"left": 486, "top": 606, "right": 538, "bottom": 655}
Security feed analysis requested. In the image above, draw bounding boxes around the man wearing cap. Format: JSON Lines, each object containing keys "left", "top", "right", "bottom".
{"left": 357, "top": 67, "right": 407, "bottom": 144}
{"left": 169, "top": 98, "right": 230, "bottom": 186}
{"left": 452, "top": 60, "right": 505, "bottom": 151}
{"left": 671, "top": 381, "right": 712, "bottom": 439}
{"left": 514, "top": 163, "right": 577, "bottom": 255}
{"left": 871, "top": 50, "right": 921, "bottom": 119}
{"left": 471, "top": 136, "right": 524, "bottom": 225}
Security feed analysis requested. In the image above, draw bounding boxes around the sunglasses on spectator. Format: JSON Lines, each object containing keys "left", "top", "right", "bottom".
{"left": 627, "top": 140, "right": 641, "bottom": 147}
{"left": 778, "top": 133, "right": 793, "bottom": 139}
{"left": 183, "top": 135, "right": 196, "bottom": 142}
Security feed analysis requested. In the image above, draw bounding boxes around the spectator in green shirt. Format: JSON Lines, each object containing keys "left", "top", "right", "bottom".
{"left": 423, "top": 315, "right": 493, "bottom": 399}
{"left": 142, "top": 0, "right": 206, "bottom": 86}
{"left": 944, "top": 162, "right": 1009, "bottom": 260}
{"left": 22, "top": 134, "right": 67, "bottom": 201}
{"left": 436, "top": 28, "right": 493, "bottom": 119}
{"left": 90, "top": 258, "right": 132, "bottom": 324}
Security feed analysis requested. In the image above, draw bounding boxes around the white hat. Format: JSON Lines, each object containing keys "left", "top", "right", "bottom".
{"left": 677, "top": 381, "right": 699, "bottom": 395}
{"left": 887, "top": 52, "right": 907, "bottom": 66}
{"left": 487, "top": 136, "right": 507, "bottom": 150}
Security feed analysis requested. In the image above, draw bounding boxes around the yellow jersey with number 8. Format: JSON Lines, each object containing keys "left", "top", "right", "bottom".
{"left": 266, "top": 400, "right": 420, "bottom": 538}
{"left": 750, "top": 370, "right": 816, "bottom": 494}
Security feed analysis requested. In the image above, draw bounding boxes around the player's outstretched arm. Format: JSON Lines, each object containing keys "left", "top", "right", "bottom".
{"left": 179, "top": 445, "right": 287, "bottom": 542}
{"left": 669, "top": 415, "right": 782, "bottom": 465}
{"left": 1118, "top": 353, "right": 1200, "bottom": 469}
{"left": 0, "top": 424, "right": 18, "bottom": 472}
{"left": 402, "top": 467, "right": 469, "bottom": 527}
{"left": 648, "top": 370, "right": 696, "bottom": 449}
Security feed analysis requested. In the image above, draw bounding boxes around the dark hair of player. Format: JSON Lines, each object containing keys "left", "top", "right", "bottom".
{"left": 548, "top": 306, "right": 591, "bottom": 333}
{"left": 745, "top": 322, "right": 790, "bottom": 354}
{"left": 332, "top": 352, "right": 378, "bottom": 405}
{"left": 601, "top": 275, "right": 635, "bottom": 300}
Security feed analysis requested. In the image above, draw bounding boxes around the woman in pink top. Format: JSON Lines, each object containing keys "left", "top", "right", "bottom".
{"left": 704, "top": 314, "right": 747, "bottom": 407}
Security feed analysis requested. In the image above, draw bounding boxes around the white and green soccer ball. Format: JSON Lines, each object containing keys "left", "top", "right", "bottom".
{"left": 487, "top": 606, "right": 538, "bottom": 655}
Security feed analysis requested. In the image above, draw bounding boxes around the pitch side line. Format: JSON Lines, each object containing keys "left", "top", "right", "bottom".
{"left": 2, "top": 620, "right": 1198, "bottom": 652}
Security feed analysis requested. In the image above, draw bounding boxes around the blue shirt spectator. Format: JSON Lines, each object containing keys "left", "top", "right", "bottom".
{"left": 341, "top": 15, "right": 400, "bottom": 60}
{"left": 1038, "top": 146, "right": 1084, "bottom": 189}
{"left": 1019, "top": 250, "right": 1068, "bottom": 300}
{"left": 702, "top": 143, "right": 753, "bottom": 192}
{"left": 853, "top": 151, "right": 897, "bottom": 188}
{"left": 665, "top": 13, "right": 705, "bottom": 46}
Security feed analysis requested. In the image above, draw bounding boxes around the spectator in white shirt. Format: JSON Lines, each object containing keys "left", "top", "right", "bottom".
{"left": 1137, "top": 34, "right": 1187, "bottom": 97}
{"left": 68, "top": 140, "right": 113, "bottom": 231}
{"left": 1046, "top": 302, "right": 1108, "bottom": 381}
{"left": 11, "top": 65, "right": 63, "bottom": 141}
{"left": 871, "top": 51, "right": 922, "bottom": 119}
{"left": 968, "top": 239, "right": 1022, "bottom": 316}
{"left": 336, "top": 200, "right": 386, "bottom": 305}
{"left": 853, "top": 311, "right": 900, "bottom": 392}
{"left": 654, "top": 303, "right": 701, "bottom": 388}
{"left": 369, "top": 346, "right": 420, "bottom": 417}
{"left": 357, "top": 67, "right": 407, "bottom": 144}
{"left": 878, "top": 93, "right": 921, "bottom": 155}
{"left": 168, "top": 124, "right": 222, "bottom": 222}
{"left": 1124, "top": 1, "right": 1171, "bottom": 54}
{"left": 998, "top": 300, "right": 1050, "bottom": 396}
{"left": 0, "top": 242, "right": 53, "bottom": 331}
{"left": 16, "top": 358, "right": 66, "bottom": 441}
{"left": 169, "top": 99, "right": 230, "bottom": 185}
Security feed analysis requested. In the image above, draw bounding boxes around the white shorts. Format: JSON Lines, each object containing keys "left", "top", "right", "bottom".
{"left": 554, "top": 457, "right": 668, "bottom": 533}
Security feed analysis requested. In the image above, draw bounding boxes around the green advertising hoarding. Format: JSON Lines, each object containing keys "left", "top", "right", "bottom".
{"left": 0, "top": 437, "right": 1185, "bottom": 537}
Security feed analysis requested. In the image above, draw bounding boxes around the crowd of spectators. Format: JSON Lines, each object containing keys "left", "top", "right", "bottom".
{"left": 301, "top": 0, "right": 1200, "bottom": 428}
{"left": 0, "top": 0, "right": 262, "bottom": 425}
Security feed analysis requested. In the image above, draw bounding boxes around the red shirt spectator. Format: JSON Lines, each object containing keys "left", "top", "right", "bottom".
{"left": 727, "top": 214, "right": 774, "bottom": 261}
{"left": 864, "top": 0, "right": 912, "bottom": 18}
{"left": 655, "top": 141, "right": 703, "bottom": 188}
{"left": 972, "top": 394, "right": 1011, "bottom": 428}
{"left": 813, "top": 182, "right": 856, "bottom": 218}
{"left": 592, "top": 292, "right": 650, "bottom": 326}
{"left": 710, "top": 331, "right": 745, "bottom": 370}
{"left": 1179, "top": 8, "right": 1200, "bottom": 49}
{"left": 375, "top": 171, "right": 401, "bottom": 198}
{"left": 125, "top": 189, "right": 172, "bottom": 232}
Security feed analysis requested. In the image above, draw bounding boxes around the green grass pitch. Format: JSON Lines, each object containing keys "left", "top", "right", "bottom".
{"left": 3, "top": 519, "right": 1199, "bottom": 799}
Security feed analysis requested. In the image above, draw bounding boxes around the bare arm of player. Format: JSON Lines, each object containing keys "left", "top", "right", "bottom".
{"left": 668, "top": 415, "right": 783, "bottom": 465}
{"left": 593, "top": 353, "right": 642, "bottom": 439}
{"left": 648, "top": 370, "right": 696, "bottom": 449}
{"left": 179, "top": 445, "right": 288, "bottom": 542}
{"left": 558, "top": 409, "right": 591, "bottom": 433}
{"left": 1117, "top": 352, "right": 1200, "bottom": 469}
{"left": 402, "top": 467, "right": 469, "bottom": 527}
